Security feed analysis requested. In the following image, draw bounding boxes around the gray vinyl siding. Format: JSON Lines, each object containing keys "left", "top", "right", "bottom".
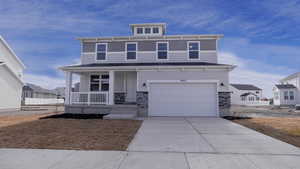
{"left": 108, "top": 42, "right": 125, "bottom": 52}
{"left": 81, "top": 52, "right": 217, "bottom": 64}
{"left": 137, "top": 70, "right": 229, "bottom": 92}
{"left": 81, "top": 39, "right": 217, "bottom": 64}
{"left": 82, "top": 42, "right": 96, "bottom": 53}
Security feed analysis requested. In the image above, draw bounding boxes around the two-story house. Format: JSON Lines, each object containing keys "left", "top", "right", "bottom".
{"left": 0, "top": 36, "right": 26, "bottom": 110}
{"left": 60, "top": 23, "right": 235, "bottom": 117}
{"left": 273, "top": 72, "right": 300, "bottom": 106}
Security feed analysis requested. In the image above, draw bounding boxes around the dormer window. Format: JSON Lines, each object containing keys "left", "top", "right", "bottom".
{"left": 137, "top": 28, "right": 143, "bottom": 34}
{"left": 145, "top": 28, "right": 151, "bottom": 34}
{"left": 153, "top": 27, "right": 159, "bottom": 34}
{"left": 131, "top": 23, "right": 166, "bottom": 36}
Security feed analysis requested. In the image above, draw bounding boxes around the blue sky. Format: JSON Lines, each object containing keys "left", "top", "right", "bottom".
{"left": 0, "top": 0, "right": 299, "bottom": 97}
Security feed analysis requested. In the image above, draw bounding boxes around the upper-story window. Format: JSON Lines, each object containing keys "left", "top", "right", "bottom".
{"left": 284, "top": 91, "right": 289, "bottom": 100}
{"left": 289, "top": 91, "right": 294, "bottom": 100}
{"left": 153, "top": 27, "right": 159, "bottom": 34}
{"left": 136, "top": 28, "right": 143, "bottom": 34}
{"left": 145, "top": 28, "right": 151, "bottom": 34}
{"left": 188, "top": 42, "right": 200, "bottom": 59}
{"left": 126, "top": 42, "right": 137, "bottom": 60}
{"left": 96, "top": 43, "right": 107, "bottom": 60}
{"left": 157, "top": 42, "right": 168, "bottom": 60}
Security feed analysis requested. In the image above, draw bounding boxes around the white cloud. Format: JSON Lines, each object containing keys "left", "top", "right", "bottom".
{"left": 219, "top": 52, "right": 285, "bottom": 98}
{"left": 24, "top": 73, "right": 79, "bottom": 90}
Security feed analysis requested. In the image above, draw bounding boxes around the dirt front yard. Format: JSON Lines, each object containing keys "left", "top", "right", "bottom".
{"left": 232, "top": 117, "right": 300, "bottom": 147}
{"left": 0, "top": 114, "right": 142, "bottom": 151}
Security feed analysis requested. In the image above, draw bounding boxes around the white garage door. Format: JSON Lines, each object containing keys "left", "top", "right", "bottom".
{"left": 148, "top": 82, "right": 218, "bottom": 117}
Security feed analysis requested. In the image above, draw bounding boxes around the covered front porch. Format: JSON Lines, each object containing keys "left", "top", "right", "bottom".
{"left": 65, "top": 70, "right": 137, "bottom": 106}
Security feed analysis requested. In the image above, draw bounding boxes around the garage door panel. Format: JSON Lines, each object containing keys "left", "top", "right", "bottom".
{"left": 149, "top": 82, "right": 217, "bottom": 117}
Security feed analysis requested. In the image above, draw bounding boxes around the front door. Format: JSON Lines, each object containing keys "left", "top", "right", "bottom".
{"left": 125, "top": 72, "right": 137, "bottom": 102}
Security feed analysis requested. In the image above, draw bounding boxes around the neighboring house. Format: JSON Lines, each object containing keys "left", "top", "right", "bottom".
{"left": 52, "top": 87, "right": 66, "bottom": 99}
{"left": 273, "top": 72, "right": 300, "bottom": 106}
{"left": 22, "top": 83, "right": 58, "bottom": 100}
{"left": 60, "top": 23, "right": 235, "bottom": 117}
{"left": 230, "top": 84, "right": 262, "bottom": 105}
{"left": 0, "top": 36, "right": 26, "bottom": 110}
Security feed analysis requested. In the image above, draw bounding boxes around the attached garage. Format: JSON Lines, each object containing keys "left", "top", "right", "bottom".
{"left": 148, "top": 81, "right": 218, "bottom": 117}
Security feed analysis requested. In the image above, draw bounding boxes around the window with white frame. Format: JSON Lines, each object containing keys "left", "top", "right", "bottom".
{"left": 90, "top": 74, "right": 109, "bottom": 92}
{"left": 145, "top": 27, "right": 151, "bottom": 34}
{"left": 188, "top": 42, "right": 200, "bottom": 59}
{"left": 284, "top": 91, "right": 289, "bottom": 100}
{"left": 136, "top": 28, "right": 143, "bottom": 34}
{"left": 96, "top": 43, "right": 107, "bottom": 60}
{"left": 153, "top": 27, "right": 159, "bottom": 34}
{"left": 289, "top": 91, "right": 294, "bottom": 100}
{"left": 157, "top": 42, "right": 168, "bottom": 59}
{"left": 126, "top": 43, "right": 137, "bottom": 60}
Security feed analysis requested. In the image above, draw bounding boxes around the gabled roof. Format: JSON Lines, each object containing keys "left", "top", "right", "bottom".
{"left": 280, "top": 72, "right": 300, "bottom": 82}
{"left": 275, "top": 84, "right": 297, "bottom": 89}
{"left": 0, "top": 36, "right": 26, "bottom": 69}
{"left": 24, "top": 83, "right": 57, "bottom": 95}
{"left": 231, "top": 84, "right": 261, "bottom": 90}
{"left": 240, "top": 92, "right": 258, "bottom": 97}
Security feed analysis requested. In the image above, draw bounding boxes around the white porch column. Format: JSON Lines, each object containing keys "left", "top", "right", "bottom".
{"left": 65, "top": 72, "right": 73, "bottom": 105}
{"left": 108, "top": 70, "right": 115, "bottom": 105}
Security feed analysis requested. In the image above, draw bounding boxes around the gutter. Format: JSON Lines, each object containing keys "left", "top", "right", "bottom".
{"left": 59, "top": 65, "right": 236, "bottom": 72}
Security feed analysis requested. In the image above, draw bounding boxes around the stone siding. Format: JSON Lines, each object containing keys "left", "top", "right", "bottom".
{"left": 218, "top": 92, "right": 231, "bottom": 116}
{"left": 136, "top": 91, "right": 148, "bottom": 117}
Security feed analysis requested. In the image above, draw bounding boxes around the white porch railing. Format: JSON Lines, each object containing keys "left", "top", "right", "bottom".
{"left": 71, "top": 92, "right": 109, "bottom": 105}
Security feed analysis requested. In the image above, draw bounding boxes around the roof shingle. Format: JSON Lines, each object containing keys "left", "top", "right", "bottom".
{"left": 231, "top": 84, "right": 261, "bottom": 90}
{"left": 275, "top": 84, "right": 297, "bottom": 89}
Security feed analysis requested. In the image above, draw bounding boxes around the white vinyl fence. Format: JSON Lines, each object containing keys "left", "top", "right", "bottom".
{"left": 24, "top": 98, "right": 64, "bottom": 105}
{"left": 239, "top": 100, "right": 270, "bottom": 106}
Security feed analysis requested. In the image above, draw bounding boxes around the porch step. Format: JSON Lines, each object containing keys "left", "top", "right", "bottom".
{"left": 110, "top": 104, "right": 138, "bottom": 114}
{"left": 103, "top": 113, "right": 136, "bottom": 120}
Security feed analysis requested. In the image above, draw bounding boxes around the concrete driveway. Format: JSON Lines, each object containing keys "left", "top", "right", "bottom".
{"left": 1, "top": 117, "right": 300, "bottom": 169}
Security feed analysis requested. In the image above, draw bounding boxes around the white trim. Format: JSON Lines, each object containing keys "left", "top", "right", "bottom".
{"left": 156, "top": 42, "right": 169, "bottom": 60}
{"left": 187, "top": 41, "right": 201, "bottom": 60}
{"left": 61, "top": 65, "right": 236, "bottom": 72}
{"left": 0, "top": 36, "right": 26, "bottom": 69}
{"left": 125, "top": 42, "right": 138, "bottom": 61}
{"left": 83, "top": 50, "right": 216, "bottom": 55}
{"left": 77, "top": 34, "right": 224, "bottom": 41}
{"left": 95, "top": 43, "right": 108, "bottom": 61}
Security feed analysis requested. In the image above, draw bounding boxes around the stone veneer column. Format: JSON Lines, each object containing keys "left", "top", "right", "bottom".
{"left": 136, "top": 92, "right": 148, "bottom": 117}
{"left": 218, "top": 92, "right": 231, "bottom": 116}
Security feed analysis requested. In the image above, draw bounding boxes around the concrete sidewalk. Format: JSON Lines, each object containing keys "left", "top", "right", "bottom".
{"left": 1, "top": 117, "right": 300, "bottom": 169}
